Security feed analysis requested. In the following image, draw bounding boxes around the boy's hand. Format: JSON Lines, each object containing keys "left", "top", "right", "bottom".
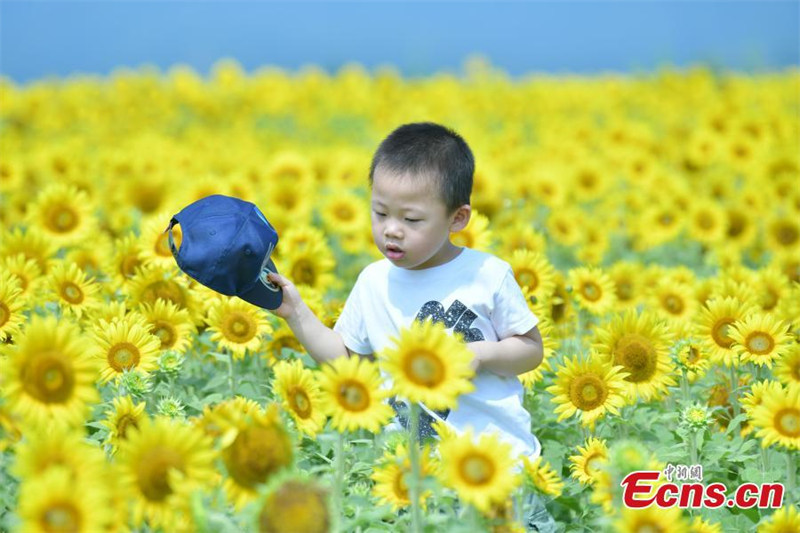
{"left": 466, "top": 341, "right": 484, "bottom": 373}
{"left": 265, "top": 272, "right": 304, "bottom": 321}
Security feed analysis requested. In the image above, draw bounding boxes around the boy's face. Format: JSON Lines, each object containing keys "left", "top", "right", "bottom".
{"left": 370, "top": 168, "right": 470, "bottom": 270}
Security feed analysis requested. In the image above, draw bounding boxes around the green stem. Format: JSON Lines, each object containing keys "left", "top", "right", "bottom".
{"left": 688, "top": 430, "right": 698, "bottom": 466}
{"left": 680, "top": 369, "right": 690, "bottom": 405}
{"left": 761, "top": 446, "right": 769, "bottom": 482}
{"left": 335, "top": 432, "right": 346, "bottom": 531}
{"left": 408, "top": 403, "right": 423, "bottom": 533}
{"left": 227, "top": 351, "right": 236, "bottom": 398}
{"left": 729, "top": 363, "right": 740, "bottom": 419}
{"left": 786, "top": 451, "right": 796, "bottom": 495}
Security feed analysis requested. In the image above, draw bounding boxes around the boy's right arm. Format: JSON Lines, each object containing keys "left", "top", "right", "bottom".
{"left": 266, "top": 272, "right": 359, "bottom": 364}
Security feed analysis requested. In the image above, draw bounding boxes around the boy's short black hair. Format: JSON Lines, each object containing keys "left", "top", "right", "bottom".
{"left": 368, "top": 122, "right": 475, "bottom": 213}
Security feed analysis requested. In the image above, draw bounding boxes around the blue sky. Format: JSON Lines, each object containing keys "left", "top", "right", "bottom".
{"left": 1, "top": 1, "right": 798, "bottom": 82}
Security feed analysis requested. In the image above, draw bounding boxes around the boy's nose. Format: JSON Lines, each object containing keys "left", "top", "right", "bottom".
{"left": 384, "top": 222, "right": 403, "bottom": 240}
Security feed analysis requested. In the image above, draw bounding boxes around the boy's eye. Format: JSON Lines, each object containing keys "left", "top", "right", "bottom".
{"left": 373, "top": 211, "right": 386, "bottom": 217}
{"left": 405, "top": 218, "right": 421, "bottom": 223}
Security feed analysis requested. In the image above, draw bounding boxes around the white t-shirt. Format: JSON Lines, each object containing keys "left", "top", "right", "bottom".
{"left": 333, "top": 246, "right": 541, "bottom": 460}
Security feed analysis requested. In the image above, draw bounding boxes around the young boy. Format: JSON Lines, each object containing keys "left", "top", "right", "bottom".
{"left": 267, "top": 121, "right": 546, "bottom": 461}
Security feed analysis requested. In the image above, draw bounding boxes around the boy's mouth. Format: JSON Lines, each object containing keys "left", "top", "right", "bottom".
{"left": 385, "top": 243, "right": 405, "bottom": 260}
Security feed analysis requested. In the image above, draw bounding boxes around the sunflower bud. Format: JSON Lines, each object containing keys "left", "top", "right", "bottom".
{"left": 157, "top": 396, "right": 185, "bottom": 419}
{"left": 679, "top": 403, "right": 710, "bottom": 432}
{"left": 117, "top": 369, "right": 152, "bottom": 399}
{"left": 158, "top": 350, "right": 184, "bottom": 376}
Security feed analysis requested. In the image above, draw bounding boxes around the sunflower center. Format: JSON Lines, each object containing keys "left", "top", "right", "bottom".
{"left": 569, "top": 374, "right": 608, "bottom": 410}
{"left": 289, "top": 387, "right": 312, "bottom": 418}
{"left": 47, "top": 205, "right": 78, "bottom": 233}
{"left": 259, "top": 481, "right": 330, "bottom": 533}
{"left": 0, "top": 302, "right": 9, "bottom": 328}
{"left": 141, "top": 280, "right": 187, "bottom": 309}
{"left": 616, "top": 281, "right": 633, "bottom": 301}
{"left": 745, "top": 332, "right": 775, "bottom": 355}
{"left": 120, "top": 255, "right": 143, "bottom": 279}
{"left": 685, "top": 346, "right": 700, "bottom": 364}
{"left": 774, "top": 408, "right": 800, "bottom": 438}
{"left": 662, "top": 294, "right": 684, "bottom": 315}
{"left": 108, "top": 342, "right": 141, "bottom": 372}
{"left": 696, "top": 212, "right": 714, "bottom": 230}
{"left": 580, "top": 281, "right": 601, "bottom": 302}
{"left": 152, "top": 321, "right": 176, "bottom": 348}
{"left": 22, "top": 353, "right": 75, "bottom": 403}
{"left": 337, "top": 380, "right": 370, "bottom": 412}
{"left": 615, "top": 334, "right": 657, "bottom": 383}
{"left": 774, "top": 222, "right": 799, "bottom": 246}
{"left": 404, "top": 350, "right": 445, "bottom": 387}
{"left": 222, "top": 313, "right": 256, "bottom": 343}
{"left": 138, "top": 447, "right": 184, "bottom": 501}
{"left": 117, "top": 414, "right": 139, "bottom": 439}
{"left": 335, "top": 205, "right": 354, "bottom": 221}
{"left": 59, "top": 282, "right": 84, "bottom": 304}
{"left": 40, "top": 502, "right": 81, "bottom": 533}
{"left": 225, "top": 426, "right": 292, "bottom": 488}
{"left": 516, "top": 268, "right": 539, "bottom": 290}
{"left": 711, "top": 318, "right": 736, "bottom": 349}
{"left": 459, "top": 453, "right": 495, "bottom": 486}
{"left": 585, "top": 454, "right": 604, "bottom": 477}
{"left": 291, "top": 260, "right": 317, "bottom": 286}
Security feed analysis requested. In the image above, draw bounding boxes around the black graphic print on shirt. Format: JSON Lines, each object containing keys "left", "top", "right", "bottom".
{"left": 391, "top": 299, "right": 486, "bottom": 440}
{"left": 415, "top": 299, "right": 486, "bottom": 342}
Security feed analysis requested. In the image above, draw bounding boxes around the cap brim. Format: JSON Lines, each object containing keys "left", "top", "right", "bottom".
{"left": 237, "top": 258, "right": 283, "bottom": 310}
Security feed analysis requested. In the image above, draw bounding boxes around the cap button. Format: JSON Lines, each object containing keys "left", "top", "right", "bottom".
{"left": 244, "top": 247, "right": 252, "bottom": 255}
{"left": 209, "top": 230, "right": 216, "bottom": 235}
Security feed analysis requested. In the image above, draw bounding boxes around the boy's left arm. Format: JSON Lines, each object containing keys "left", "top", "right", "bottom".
{"left": 467, "top": 326, "right": 543, "bottom": 377}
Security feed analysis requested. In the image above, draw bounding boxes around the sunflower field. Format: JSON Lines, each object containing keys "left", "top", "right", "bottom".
{"left": 1, "top": 59, "right": 799, "bottom": 533}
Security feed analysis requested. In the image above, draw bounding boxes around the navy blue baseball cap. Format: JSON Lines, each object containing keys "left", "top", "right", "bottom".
{"left": 167, "top": 194, "right": 283, "bottom": 310}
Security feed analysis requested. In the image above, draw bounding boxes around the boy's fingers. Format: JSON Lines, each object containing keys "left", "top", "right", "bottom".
{"left": 267, "top": 272, "right": 289, "bottom": 287}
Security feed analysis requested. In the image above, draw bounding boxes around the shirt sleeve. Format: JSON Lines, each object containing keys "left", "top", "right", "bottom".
{"left": 333, "top": 271, "right": 373, "bottom": 354}
{"left": 491, "top": 267, "right": 539, "bottom": 339}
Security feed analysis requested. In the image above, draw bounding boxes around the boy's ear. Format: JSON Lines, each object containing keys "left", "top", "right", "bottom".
{"left": 449, "top": 205, "right": 471, "bottom": 233}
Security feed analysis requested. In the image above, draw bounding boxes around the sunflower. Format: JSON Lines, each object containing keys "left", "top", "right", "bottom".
{"left": 0, "top": 404, "right": 22, "bottom": 452}
{"left": 118, "top": 416, "right": 216, "bottom": 531}
{"left": 765, "top": 213, "right": 800, "bottom": 254}
{"left": 0, "top": 271, "right": 25, "bottom": 341}
{"left": 570, "top": 159, "right": 610, "bottom": 202}
{"left": 568, "top": 437, "right": 609, "bottom": 486}
{"left": 592, "top": 310, "right": 676, "bottom": 402}
{"left": 1, "top": 252, "right": 44, "bottom": 301}
{"left": 102, "top": 395, "right": 148, "bottom": 453}
{"left": 0, "top": 226, "right": 58, "bottom": 274}
{"left": 753, "top": 265, "right": 792, "bottom": 313}
{"left": 138, "top": 212, "right": 182, "bottom": 268}
{"left": 437, "top": 429, "right": 521, "bottom": 513}
{"left": 16, "top": 466, "right": 112, "bottom": 533}
{"left": 730, "top": 313, "right": 793, "bottom": 368}
{"left": 106, "top": 233, "right": 145, "bottom": 288}
{"left": 452, "top": 210, "right": 494, "bottom": 251}
{"left": 91, "top": 314, "right": 162, "bottom": 383}
{"left": 193, "top": 396, "right": 262, "bottom": 440}
{"left": 125, "top": 263, "right": 200, "bottom": 322}
{"left": 272, "top": 359, "right": 327, "bottom": 436}
{"left": 508, "top": 249, "right": 556, "bottom": 304}
{"left": 319, "top": 188, "right": 370, "bottom": 238}
{"left": 274, "top": 225, "right": 330, "bottom": 260}
{"left": 774, "top": 343, "right": 800, "bottom": 386}
{"left": 749, "top": 382, "right": 800, "bottom": 450}
{"left": 649, "top": 280, "right": 697, "bottom": 328}
{"left": 686, "top": 198, "right": 726, "bottom": 245}
{"left": 495, "top": 221, "right": 547, "bottom": 260}
{"left": 379, "top": 319, "right": 475, "bottom": 411}
{"left": 317, "top": 355, "right": 393, "bottom": 433}
{"left": 613, "top": 505, "right": 690, "bottom": 533}
{"left": 264, "top": 321, "right": 306, "bottom": 363}
{"left": 371, "top": 443, "right": 436, "bottom": 510}
{"left": 741, "top": 380, "right": 784, "bottom": 418}
{"left": 546, "top": 208, "right": 583, "bottom": 247}
{"left": 723, "top": 201, "right": 758, "bottom": 249}
{"left": 675, "top": 339, "right": 712, "bottom": 383}
{"left": 695, "top": 296, "right": 758, "bottom": 367}
{"left": 0, "top": 316, "right": 98, "bottom": 428}
{"left": 219, "top": 403, "right": 294, "bottom": 509}
{"left": 26, "top": 182, "right": 96, "bottom": 245}
{"left": 46, "top": 261, "right": 102, "bottom": 319}
{"left": 546, "top": 354, "right": 629, "bottom": 428}
{"left": 64, "top": 239, "right": 109, "bottom": 277}
{"left": 757, "top": 505, "right": 800, "bottom": 533}
{"left": 522, "top": 455, "right": 563, "bottom": 498}
{"left": 257, "top": 478, "right": 330, "bottom": 533}
{"left": 633, "top": 201, "right": 684, "bottom": 250}
{"left": 139, "top": 299, "right": 194, "bottom": 354}
{"left": 277, "top": 240, "right": 336, "bottom": 291}
{"left": 567, "top": 266, "right": 617, "bottom": 316}
{"left": 206, "top": 296, "right": 271, "bottom": 359}
{"left": 11, "top": 423, "right": 106, "bottom": 481}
